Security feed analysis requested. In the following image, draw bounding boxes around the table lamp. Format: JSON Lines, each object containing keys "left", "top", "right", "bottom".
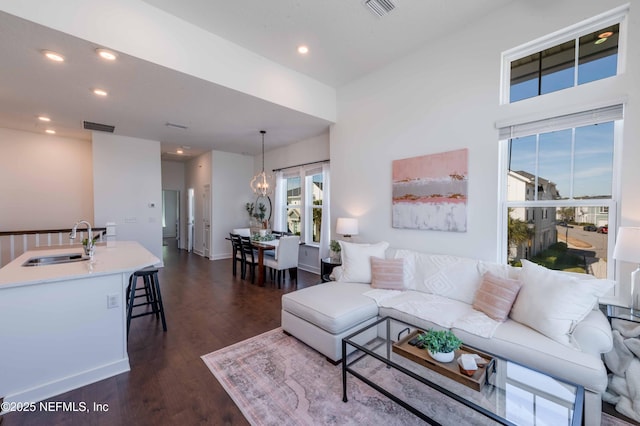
{"left": 613, "top": 227, "right": 640, "bottom": 310}
{"left": 336, "top": 218, "right": 359, "bottom": 239}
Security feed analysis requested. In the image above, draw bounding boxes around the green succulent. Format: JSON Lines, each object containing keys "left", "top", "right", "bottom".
{"left": 417, "top": 329, "right": 462, "bottom": 353}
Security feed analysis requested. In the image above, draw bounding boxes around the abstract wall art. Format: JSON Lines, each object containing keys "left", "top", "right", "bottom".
{"left": 392, "top": 148, "right": 468, "bottom": 232}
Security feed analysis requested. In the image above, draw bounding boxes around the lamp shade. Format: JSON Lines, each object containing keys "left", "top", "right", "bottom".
{"left": 613, "top": 227, "right": 640, "bottom": 263}
{"left": 336, "top": 218, "right": 359, "bottom": 237}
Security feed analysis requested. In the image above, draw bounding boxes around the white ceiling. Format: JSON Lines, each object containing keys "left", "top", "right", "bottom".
{"left": 0, "top": 1, "right": 514, "bottom": 160}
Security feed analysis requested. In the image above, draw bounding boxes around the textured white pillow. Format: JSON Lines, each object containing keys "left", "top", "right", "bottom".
{"left": 392, "top": 249, "right": 417, "bottom": 289}
{"left": 398, "top": 251, "right": 482, "bottom": 304}
{"left": 510, "top": 259, "right": 614, "bottom": 349}
{"left": 338, "top": 241, "right": 389, "bottom": 283}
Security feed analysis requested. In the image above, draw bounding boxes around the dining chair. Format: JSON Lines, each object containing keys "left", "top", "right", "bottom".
{"left": 263, "top": 235, "right": 300, "bottom": 288}
{"left": 239, "top": 235, "right": 259, "bottom": 283}
{"left": 229, "top": 233, "right": 244, "bottom": 277}
{"left": 233, "top": 228, "right": 251, "bottom": 237}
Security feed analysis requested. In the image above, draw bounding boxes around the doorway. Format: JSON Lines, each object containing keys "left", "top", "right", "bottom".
{"left": 162, "top": 190, "right": 180, "bottom": 248}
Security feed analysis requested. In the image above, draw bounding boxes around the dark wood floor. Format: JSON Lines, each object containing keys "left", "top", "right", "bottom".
{"left": 3, "top": 241, "right": 635, "bottom": 425}
{"left": 3, "top": 241, "right": 320, "bottom": 426}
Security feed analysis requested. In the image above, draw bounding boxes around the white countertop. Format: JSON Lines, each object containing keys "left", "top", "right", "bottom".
{"left": 0, "top": 241, "right": 160, "bottom": 289}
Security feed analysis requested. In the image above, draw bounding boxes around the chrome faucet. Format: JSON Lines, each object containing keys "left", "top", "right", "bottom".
{"left": 70, "top": 220, "right": 94, "bottom": 255}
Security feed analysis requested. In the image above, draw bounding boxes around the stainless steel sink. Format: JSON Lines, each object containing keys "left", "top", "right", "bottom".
{"left": 22, "top": 253, "right": 89, "bottom": 267}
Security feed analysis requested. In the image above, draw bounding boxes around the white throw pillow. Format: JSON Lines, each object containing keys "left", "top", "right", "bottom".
{"left": 510, "top": 259, "right": 614, "bottom": 349}
{"left": 397, "top": 250, "right": 482, "bottom": 304}
{"left": 338, "top": 241, "right": 389, "bottom": 283}
{"left": 392, "top": 249, "right": 417, "bottom": 289}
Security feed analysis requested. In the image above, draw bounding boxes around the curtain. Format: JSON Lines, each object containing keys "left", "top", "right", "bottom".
{"left": 318, "top": 163, "right": 331, "bottom": 261}
{"left": 273, "top": 171, "right": 285, "bottom": 232}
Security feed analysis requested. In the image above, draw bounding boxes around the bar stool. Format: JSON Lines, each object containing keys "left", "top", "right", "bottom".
{"left": 126, "top": 266, "right": 167, "bottom": 337}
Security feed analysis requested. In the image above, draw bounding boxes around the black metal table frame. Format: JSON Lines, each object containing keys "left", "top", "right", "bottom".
{"left": 341, "top": 316, "right": 584, "bottom": 426}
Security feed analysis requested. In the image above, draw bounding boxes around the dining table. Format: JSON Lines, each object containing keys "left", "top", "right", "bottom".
{"left": 250, "top": 239, "right": 278, "bottom": 286}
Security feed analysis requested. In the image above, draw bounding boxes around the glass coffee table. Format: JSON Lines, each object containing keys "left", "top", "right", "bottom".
{"left": 342, "top": 316, "right": 584, "bottom": 426}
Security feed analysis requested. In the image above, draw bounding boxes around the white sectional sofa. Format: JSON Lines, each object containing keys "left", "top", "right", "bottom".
{"left": 281, "top": 242, "right": 614, "bottom": 425}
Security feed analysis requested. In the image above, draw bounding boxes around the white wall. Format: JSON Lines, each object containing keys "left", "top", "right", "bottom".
{"left": 331, "top": 0, "right": 638, "bottom": 267}
{"left": 263, "top": 132, "right": 330, "bottom": 172}
{"left": 92, "top": 133, "right": 163, "bottom": 262}
{"left": 0, "top": 128, "right": 93, "bottom": 230}
{"left": 211, "top": 151, "right": 254, "bottom": 260}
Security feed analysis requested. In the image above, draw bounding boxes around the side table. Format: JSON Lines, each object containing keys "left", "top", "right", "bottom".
{"left": 321, "top": 257, "right": 341, "bottom": 282}
{"left": 605, "top": 305, "right": 640, "bottom": 324}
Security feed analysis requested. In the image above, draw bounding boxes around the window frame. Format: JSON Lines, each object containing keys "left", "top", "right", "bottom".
{"left": 498, "top": 117, "right": 623, "bottom": 282}
{"left": 278, "top": 168, "right": 326, "bottom": 247}
{"left": 305, "top": 173, "right": 323, "bottom": 246}
{"left": 283, "top": 175, "right": 302, "bottom": 237}
{"left": 500, "top": 5, "right": 628, "bottom": 105}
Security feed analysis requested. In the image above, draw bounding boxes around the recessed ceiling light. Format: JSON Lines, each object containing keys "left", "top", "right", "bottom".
{"left": 38, "top": 116, "right": 51, "bottom": 122}
{"left": 45, "top": 129, "right": 56, "bottom": 134}
{"left": 176, "top": 149, "right": 184, "bottom": 154}
{"left": 96, "top": 48, "right": 117, "bottom": 61}
{"left": 93, "top": 88, "right": 108, "bottom": 97}
{"left": 598, "top": 31, "right": 614, "bottom": 39}
{"left": 297, "top": 45, "right": 309, "bottom": 54}
{"left": 42, "top": 50, "right": 65, "bottom": 62}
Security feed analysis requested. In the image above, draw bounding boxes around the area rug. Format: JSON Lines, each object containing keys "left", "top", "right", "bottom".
{"left": 202, "top": 328, "right": 635, "bottom": 426}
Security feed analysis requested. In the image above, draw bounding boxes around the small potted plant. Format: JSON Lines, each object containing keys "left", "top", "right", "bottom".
{"left": 329, "top": 240, "right": 341, "bottom": 262}
{"left": 417, "top": 329, "right": 462, "bottom": 363}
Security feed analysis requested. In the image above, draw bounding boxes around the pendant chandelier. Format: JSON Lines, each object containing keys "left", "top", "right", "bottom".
{"left": 250, "top": 130, "right": 273, "bottom": 197}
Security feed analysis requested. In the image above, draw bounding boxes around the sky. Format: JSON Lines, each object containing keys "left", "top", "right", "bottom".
{"left": 508, "top": 28, "right": 617, "bottom": 200}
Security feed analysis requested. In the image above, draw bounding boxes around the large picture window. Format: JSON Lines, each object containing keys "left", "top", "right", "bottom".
{"left": 500, "top": 105, "right": 622, "bottom": 279}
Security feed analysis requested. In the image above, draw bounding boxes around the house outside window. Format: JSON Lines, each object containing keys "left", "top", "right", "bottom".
{"left": 501, "top": 107, "right": 621, "bottom": 279}
{"left": 278, "top": 167, "right": 326, "bottom": 246}
{"left": 499, "top": 7, "right": 627, "bottom": 285}
{"left": 285, "top": 177, "right": 301, "bottom": 235}
{"left": 308, "top": 174, "right": 323, "bottom": 244}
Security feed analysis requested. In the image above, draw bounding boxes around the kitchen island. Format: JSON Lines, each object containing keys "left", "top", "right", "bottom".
{"left": 0, "top": 241, "right": 159, "bottom": 405}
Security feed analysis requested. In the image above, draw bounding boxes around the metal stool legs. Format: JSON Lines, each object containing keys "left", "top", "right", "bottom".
{"left": 126, "top": 267, "right": 167, "bottom": 337}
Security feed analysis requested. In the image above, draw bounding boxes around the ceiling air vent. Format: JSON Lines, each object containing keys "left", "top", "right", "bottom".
{"left": 83, "top": 121, "right": 115, "bottom": 133}
{"left": 166, "top": 122, "right": 188, "bottom": 130}
{"left": 364, "top": 0, "right": 396, "bottom": 17}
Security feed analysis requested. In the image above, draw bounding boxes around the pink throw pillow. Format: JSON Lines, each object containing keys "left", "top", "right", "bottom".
{"left": 472, "top": 272, "right": 522, "bottom": 322}
{"left": 370, "top": 258, "right": 406, "bottom": 290}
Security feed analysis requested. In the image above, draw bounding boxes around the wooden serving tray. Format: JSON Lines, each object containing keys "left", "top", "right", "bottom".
{"left": 392, "top": 330, "right": 494, "bottom": 392}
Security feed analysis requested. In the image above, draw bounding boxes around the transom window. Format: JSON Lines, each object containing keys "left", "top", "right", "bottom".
{"left": 510, "top": 24, "right": 619, "bottom": 102}
{"left": 502, "top": 5, "right": 627, "bottom": 104}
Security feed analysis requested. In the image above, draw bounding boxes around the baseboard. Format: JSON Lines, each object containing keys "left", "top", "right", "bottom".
{"left": 298, "top": 264, "right": 320, "bottom": 275}
{"left": 3, "top": 359, "right": 130, "bottom": 406}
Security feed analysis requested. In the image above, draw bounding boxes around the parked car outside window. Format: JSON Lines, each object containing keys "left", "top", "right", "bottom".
{"left": 583, "top": 225, "right": 597, "bottom": 232}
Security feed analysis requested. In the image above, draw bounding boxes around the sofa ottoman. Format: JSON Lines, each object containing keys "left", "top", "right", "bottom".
{"left": 281, "top": 282, "right": 379, "bottom": 362}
